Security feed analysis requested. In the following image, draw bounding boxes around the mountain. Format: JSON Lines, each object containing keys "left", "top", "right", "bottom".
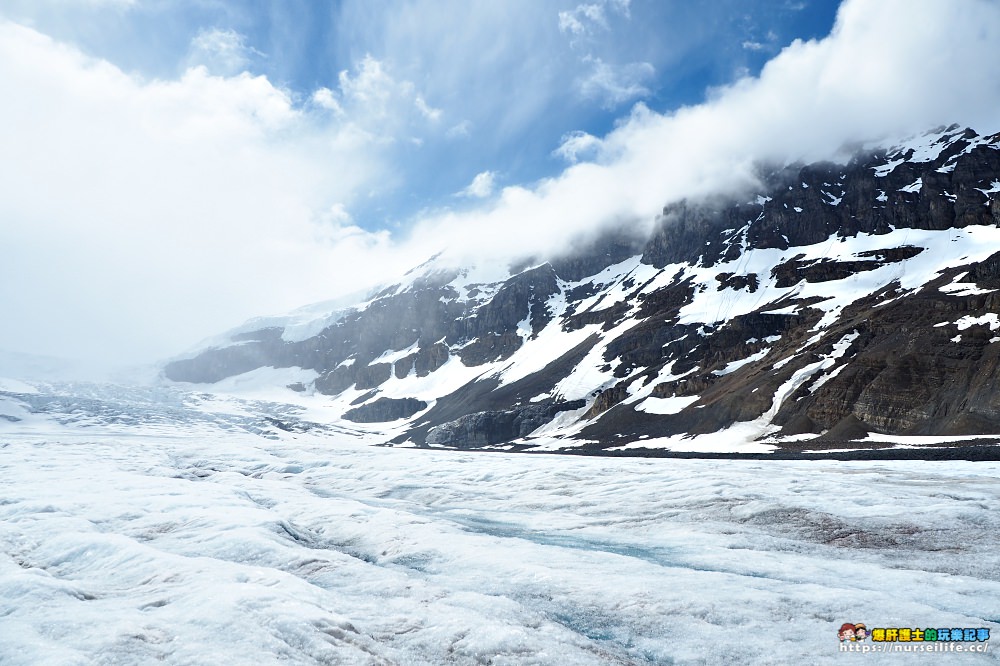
{"left": 164, "top": 125, "right": 1000, "bottom": 454}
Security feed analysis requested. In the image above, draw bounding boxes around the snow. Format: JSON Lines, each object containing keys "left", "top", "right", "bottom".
{"left": 492, "top": 288, "right": 587, "bottom": 388}
{"left": 873, "top": 158, "right": 904, "bottom": 177}
{"left": 977, "top": 180, "right": 1000, "bottom": 197}
{"left": 185, "top": 366, "right": 320, "bottom": 401}
{"left": 672, "top": 225, "right": 1000, "bottom": 339}
{"left": 711, "top": 348, "right": 770, "bottom": 376}
{"left": 152, "top": 221, "right": 1000, "bottom": 450}
{"left": 372, "top": 341, "right": 420, "bottom": 365}
{"left": 635, "top": 394, "right": 699, "bottom": 415}
{"left": 370, "top": 354, "right": 489, "bottom": 404}
{"left": 806, "top": 331, "right": 859, "bottom": 392}
{"left": 0, "top": 377, "right": 39, "bottom": 394}
{"left": 955, "top": 313, "right": 1000, "bottom": 331}
{"left": 614, "top": 421, "right": 778, "bottom": 454}
{"left": 549, "top": 327, "right": 620, "bottom": 401}
{"left": 879, "top": 126, "right": 965, "bottom": 166}
{"left": 936, "top": 313, "right": 1000, "bottom": 332}
{"left": 823, "top": 191, "right": 843, "bottom": 206}
{"left": 940, "top": 279, "right": 997, "bottom": 297}
{"left": 900, "top": 178, "right": 922, "bottom": 193}
{"left": 4, "top": 389, "right": 999, "bottom": 664}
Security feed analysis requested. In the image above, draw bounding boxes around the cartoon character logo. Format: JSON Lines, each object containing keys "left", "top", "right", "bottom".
{"left": 854, "top": 623, "right": 868, "bottom": 641}
{"left": 839, "top": 623, "right": 857, "bottom": 642}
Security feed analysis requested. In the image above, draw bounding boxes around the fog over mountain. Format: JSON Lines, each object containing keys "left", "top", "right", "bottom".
{"left": 1, "top": 0, "right": 999, "bottom": 369}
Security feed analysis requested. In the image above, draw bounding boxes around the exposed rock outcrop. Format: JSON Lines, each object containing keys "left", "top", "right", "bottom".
{"left": 343, "top": 397, "right": 428, "bottom": 423}
{"left": 164, "top": 126, "right": 1000, "bottom": 453}
{"left": 425, "top": 401, "right": 586, "bottom": 448}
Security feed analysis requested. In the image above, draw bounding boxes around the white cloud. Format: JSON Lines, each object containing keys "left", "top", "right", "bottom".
{"left": 578, "top": 57, "right": 655, "bottom": 108}
{"left": 558, "top": 0, "right": 631, "bottom": 37}
{"left": 742, "top": 30, "right": 778, "bottom": 53}
{"left": 445, "top": 120, "right": 472, "bottom": 139}
{"left": 188, "top": 28, "right": 263, "bottom": 76}
{"left": 3, "top": 0, "right": 1000, "bottom": 369}
{"left": 331, "top": 55, "right": 441, "bottom": 139}
{"left": 320, "top": 203, "right": 354, "bottom": 226}
{"left": 336, "top": 1, "right": 571, "bottom": 145}
{"left": 558, "top": 5, "right": 604, "bottom": 36}
{"left": 556, "top": 1, "right": 652, "bottom": 110}
{"left": 407, "top": 0, "right": 1000, "bottom": 269}
{"left": 0, "top": 21, "right": 400, "bottom": 365}
{"left": 458, "top": 171, "right": 497, "bottom": 198}
{"left": 311, "top": 87, "right": 344, "bottom": 115}
{"left": 414, "top": 95, "right": 442, "bottom": 122}
{"left": 553, "top": 130, "right": 602, "bottom": 164}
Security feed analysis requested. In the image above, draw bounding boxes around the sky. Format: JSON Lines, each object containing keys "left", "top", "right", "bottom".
{"left": 0, "top": 0, "right": 998, "bottom": 370}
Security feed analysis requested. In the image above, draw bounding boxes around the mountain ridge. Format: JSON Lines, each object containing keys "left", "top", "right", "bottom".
{"left": 164, "top": 125, "right": 1000, "bottom": 454}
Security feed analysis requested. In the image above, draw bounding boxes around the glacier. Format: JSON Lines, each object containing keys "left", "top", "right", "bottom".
{"left": 1, "top": 382, "right": 998, "bottom": 664}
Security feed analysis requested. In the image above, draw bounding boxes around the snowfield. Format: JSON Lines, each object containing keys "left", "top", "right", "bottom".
{"left": 1, "top": 384, "right": 999, "bottom": 664}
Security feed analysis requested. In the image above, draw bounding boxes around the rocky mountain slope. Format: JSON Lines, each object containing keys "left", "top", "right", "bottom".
{"left": 164, "top": 125, "right": 1000, "bottom": 453}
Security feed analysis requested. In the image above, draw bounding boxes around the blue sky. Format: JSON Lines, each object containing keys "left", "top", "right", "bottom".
{"left": 2, "top": 0, "right": 840, "bottom": 230}
{"left": 0, "top": 0, "right": 997, "bottom": 368}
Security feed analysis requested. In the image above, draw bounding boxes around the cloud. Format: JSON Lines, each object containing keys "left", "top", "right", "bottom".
{"left": 557, "top": 1, "right": 651, "bottom": 110}
{"left": 188, "top": 28, "right": 263, "bottom": 76}
{"left": 331, "top": 55, "right": 441, "bottom": 139}
{"left": 553, "top": 130, "right": 603, "bottom": 163}
{"left": 445, "top": 120, "right": 472, "bottom": 139}
{"left": 335, "top": 1, "right": 573, "bottom": 147}
{"left": 458, "top": 171, "right": 497, "bottom": 198}
{"left": 406, "top": 0, "right": 1000, "bottom": 268}
{"left": 2, "top": 0, "right": 1000, "bottom": 370}
{"left": 414, "top": 96, "right": 442, "bottom": 122}
{"left": 578, "top": 57, "right": 655, "bottom": 108}
{"left": 742, "top": 30, "right": 778, "bottom": 52}
{"left": 0, "top": 21, "right": 401, "bottom": 365}
{"left": 558, "top": 0, "right": 631, "bottom": 37}
{"left": 311, "top": 87, "right": 344, "bottom": 115}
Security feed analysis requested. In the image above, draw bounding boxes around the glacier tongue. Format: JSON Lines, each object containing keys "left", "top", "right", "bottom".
{"left": 2, "top": 403, "right": 999, "bottom": 664}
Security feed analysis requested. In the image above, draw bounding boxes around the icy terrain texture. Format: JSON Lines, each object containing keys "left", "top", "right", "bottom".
{"left": 1, "top": 383, "right": 999, "bottom": 664}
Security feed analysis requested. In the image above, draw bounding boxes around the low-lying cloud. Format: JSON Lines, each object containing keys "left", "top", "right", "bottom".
{"left": 414, "top": 0, "right": 1000, "bottom": 265}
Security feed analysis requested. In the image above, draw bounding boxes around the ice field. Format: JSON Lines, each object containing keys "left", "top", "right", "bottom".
{"left": 1, "top": 383, "right": 999, "bottom": 664}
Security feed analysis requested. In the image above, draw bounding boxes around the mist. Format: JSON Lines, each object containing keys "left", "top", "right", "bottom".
{"left": 0, "top": 0, "right": 998, "bottom": 374}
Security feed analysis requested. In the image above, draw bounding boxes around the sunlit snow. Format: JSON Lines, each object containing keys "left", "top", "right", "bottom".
{"left": 2, "top": 386, "right": 999, "bottom": 664}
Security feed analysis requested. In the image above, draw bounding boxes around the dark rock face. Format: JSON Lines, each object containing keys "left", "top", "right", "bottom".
{"left": 770, "top": 246, "right": 923, "bottom": 288}
{"left": 716, "top": 272, "right": 759, "bottom": 292}
{"left": 343, "top": 397, "right": 428, "bottom": 423}
{"left": 642, "top": 200, "right": 743, "bottom": 268}
{"left": 395, "top": 342, "right": 450, "bottom": 378}
{"left": 425, "top": 401, "right": 585, "bottom": 448}
{"left": 970, "top": 250, "right": 1000, "bottom": 288}
{"left": 770, "top": 280, "right": 1000, "bottom": 436}
{"left": 164, "top": 126, "right": 1000, "bottom": 452}
{"left": 166, "top": 264, "right": 556, "bottom": 391}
